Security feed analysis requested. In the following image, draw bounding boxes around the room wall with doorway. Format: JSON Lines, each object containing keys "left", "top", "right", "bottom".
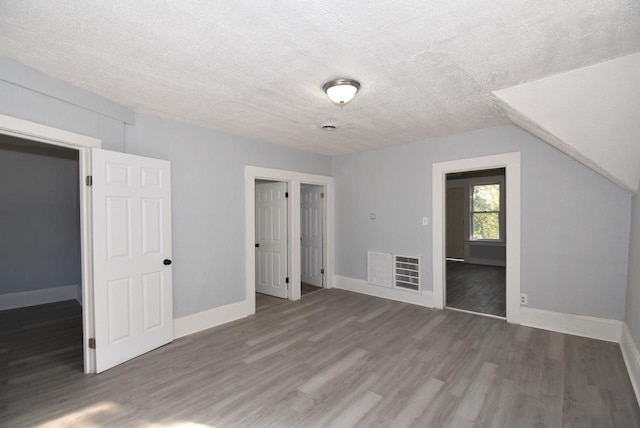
{"left": 332, "top": 125, "right": 631, "bottom": 321}
{"left": 0, "top": 56, "right": 332, "bottom": 321}
{"left": 125, "top": 114, "right": 332, "bottom": 317}
{"left": 0, "top": 134, "right": 81, "bottom": 308}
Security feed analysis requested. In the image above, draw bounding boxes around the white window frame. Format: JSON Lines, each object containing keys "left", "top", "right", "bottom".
{"left": 470, "top": 179, "right": 505, "bottom": 242}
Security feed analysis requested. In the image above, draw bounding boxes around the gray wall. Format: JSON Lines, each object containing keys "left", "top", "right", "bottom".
{"left": 625, "top": 191, "right": 640, "bottom": 345}
{"left": 1, "top": 55, "right": 634, "bottom": 323}
{"left": 0, "top": 56, "right": 128, "bottom": 152}
{"left": 0, "top": 137, "right": 81, "bottom": 294}
{"left": 0, "top": 56, "right": 332, "bottom": 318}
{"left": 333, "top": 125, "right": 631, "bottom": 320}
{"left": 125, "top": 113, "right": 332, "bottom": 317}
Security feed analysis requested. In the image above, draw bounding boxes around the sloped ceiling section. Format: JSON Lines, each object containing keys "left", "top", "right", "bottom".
{"left": 493, "top": 53, "right": 640, "bottom": 193}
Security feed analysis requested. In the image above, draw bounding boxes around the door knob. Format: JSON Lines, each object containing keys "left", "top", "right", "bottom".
{"left": 255, "top": 243, "right": 260, "bottom": 248}
{"left": 163, "top": 259, "right": 172, "bottom": 265}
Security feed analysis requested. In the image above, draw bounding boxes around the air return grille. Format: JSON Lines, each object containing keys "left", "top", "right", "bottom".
{"left": 394, "top": 255, "right": 421, "bottom": 292}
{"left": 367, "top": 251, "right": 421, "bottom": 292}
{"left": 367, "top": 251, "right": 393, "bottom": 287}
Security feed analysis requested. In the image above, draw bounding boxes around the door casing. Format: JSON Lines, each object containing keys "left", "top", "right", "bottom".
{"left": 0, "top": 114, "right": 100, "bottom": 373}
{"left": 245, "top": 166, "right": 334, "bottom": 312}
{"left": 432, "top": 152, "right": 521, "bottom": 324}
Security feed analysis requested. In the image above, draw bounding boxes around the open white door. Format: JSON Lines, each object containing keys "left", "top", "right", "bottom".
{"left": 255, "top": 182, "right": 288, "bottom": 299}
{"left": 301, "top": 185, "right": 323, "bottom": 287}
{"left": 92, "top": 149, "right": 172, "bottom": 373}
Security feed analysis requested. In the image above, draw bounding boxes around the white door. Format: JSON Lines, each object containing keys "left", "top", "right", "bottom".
{"left": 301, "top": 185, "right": 323, "bottom": 287}
{"left": 92, "top": 149, "right": 173, "bottom": 373}
{"left": 255, "top": 182, "right": 288, "bottom": 299}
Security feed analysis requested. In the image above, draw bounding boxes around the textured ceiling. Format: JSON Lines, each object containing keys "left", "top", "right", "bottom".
{"left": 0, "top": 0, "right": 639, "bottom": 156}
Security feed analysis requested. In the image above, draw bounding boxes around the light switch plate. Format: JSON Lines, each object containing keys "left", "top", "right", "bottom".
{"left": 422, "top": 217, "right": 429, "bottom": 226}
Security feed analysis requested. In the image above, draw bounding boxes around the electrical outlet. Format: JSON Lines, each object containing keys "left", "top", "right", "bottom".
{"left": 520, "top": 294, "right": 528, "bottom": 306}
{"left": 422, "top": 217, "right": 429, "bottom": 226}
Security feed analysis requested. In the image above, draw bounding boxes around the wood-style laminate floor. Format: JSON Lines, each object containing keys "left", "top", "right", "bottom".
{"left": 447, "top": 261, "right": 506, "bottom": 317}
{"left": 2, "top": 291, "right": 639, "bottom": 427}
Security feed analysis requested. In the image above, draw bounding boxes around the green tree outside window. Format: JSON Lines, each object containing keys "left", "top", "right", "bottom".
{"left": 472, "top": 184, "right": 500, "bottom": 240}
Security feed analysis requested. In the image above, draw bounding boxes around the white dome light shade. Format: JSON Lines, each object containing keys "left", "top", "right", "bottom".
{"left": 323, "top": 79, "right": 360, "bottom": 105}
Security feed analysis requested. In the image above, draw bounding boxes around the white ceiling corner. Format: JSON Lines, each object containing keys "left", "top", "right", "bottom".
{"left": 493, "top": 53, "right": 640, "bottom": 193}
{"left": 0, "top": 0, "right": 638, "bottom": 158}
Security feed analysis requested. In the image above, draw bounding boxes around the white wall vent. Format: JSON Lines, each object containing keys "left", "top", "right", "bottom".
{"left": 368, "top": 251, "right": 421, "bottom": 292}
{"left": 367, "top": 251, "right": 393, "bottom": 287}
{"left": 394, "top": 255, "right": 421, "bottom": 292}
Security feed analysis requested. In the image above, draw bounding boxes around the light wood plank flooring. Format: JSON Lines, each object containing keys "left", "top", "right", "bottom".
{"left": 447, "top": 261, "right": 506, "bottom": 317}
{"left": 2, "top": 290, "right": 639, "bottom": 427}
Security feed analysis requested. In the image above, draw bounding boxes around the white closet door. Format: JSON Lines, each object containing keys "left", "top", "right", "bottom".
{"left": 255, "top": 182, "right": 288, "bottom": 299}
{"left": 301, "top": 185, "right": 323, "bottom": 287}
{"left": 92, "top": 149, "right": 173, "bottom": 373}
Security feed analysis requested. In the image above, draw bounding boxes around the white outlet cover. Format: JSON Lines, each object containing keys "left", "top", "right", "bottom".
{"left": 422, "top": 217, "right": 429, "bottom": 226}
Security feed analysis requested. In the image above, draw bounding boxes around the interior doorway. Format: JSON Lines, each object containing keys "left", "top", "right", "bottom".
{"left": 445, "top": 168, "right": 506, "bottom": 318}
{"left": 300, "top": 184, "right": 324, "bottom": 296}
{"left": 245, "top": 166, "right": 335, "bottom": 314}
{"left": 0, "top": 134, "right": 84, "bottom": 374}
{"left": 1, "top": 113, "right": 175, "bottom": 374}
{"left": 432, "top": 152, "right": 521, "bottom": 324}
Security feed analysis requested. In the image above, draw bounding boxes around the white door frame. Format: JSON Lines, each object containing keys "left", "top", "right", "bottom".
{"left": 432, "top": 152, "right": 521, "bottom": 324}
{"left": 245, "top": 166, "right": 334, "bottom": 311}
{"left": 0, "top": 114, "right": 100, "bottom": 373}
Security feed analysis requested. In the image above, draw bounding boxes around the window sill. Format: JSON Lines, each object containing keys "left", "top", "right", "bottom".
{"left": 465, "top": 240, "right": 505, "bottom": 245}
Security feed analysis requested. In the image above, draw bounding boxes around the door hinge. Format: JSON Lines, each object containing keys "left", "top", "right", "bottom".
{"left": 86, "top": 175, "right": 93, "bottom": 186}
{"left": 321, "top": 192, "right": 325, "bottom": 198}
{"left": 88, "top": 338, "right": 96, "bottom": 349}
{"left": 285, "top": 192, "right": 289, "bottom": 198}
{"left": 321, "top": 267, "right": 325, "bottom": 274}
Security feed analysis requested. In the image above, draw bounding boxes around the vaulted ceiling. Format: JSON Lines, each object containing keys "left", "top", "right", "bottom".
{"left": 493, "top": 53, "right": 640, "bottom": 193}
{"left": 0, "top": 1, "right": 639, "bottom": 169}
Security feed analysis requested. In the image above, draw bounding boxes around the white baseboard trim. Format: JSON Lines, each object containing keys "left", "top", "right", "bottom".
{"left": 173, "top": 299, "right": 254, "bottom": 339}
{"left": 0, "top": 285, "right": 79, "bottom": 311}
{"left": 520, "top": 307, "right": 623, "bottom": 343}
{"left": 334, "top": 275, "right": 433, "bottom": 308}
{"left": 620, "top": 324, "right": 640, "bottom": 406}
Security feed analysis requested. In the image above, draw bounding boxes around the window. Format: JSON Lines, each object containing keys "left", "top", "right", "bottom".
{"left": 471, "top": 183, "right": 500, "bottom": 240}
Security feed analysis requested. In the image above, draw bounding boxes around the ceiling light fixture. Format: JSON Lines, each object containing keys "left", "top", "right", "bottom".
{"left": 323, "top": 78, "right": 360, "bottom": 106}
